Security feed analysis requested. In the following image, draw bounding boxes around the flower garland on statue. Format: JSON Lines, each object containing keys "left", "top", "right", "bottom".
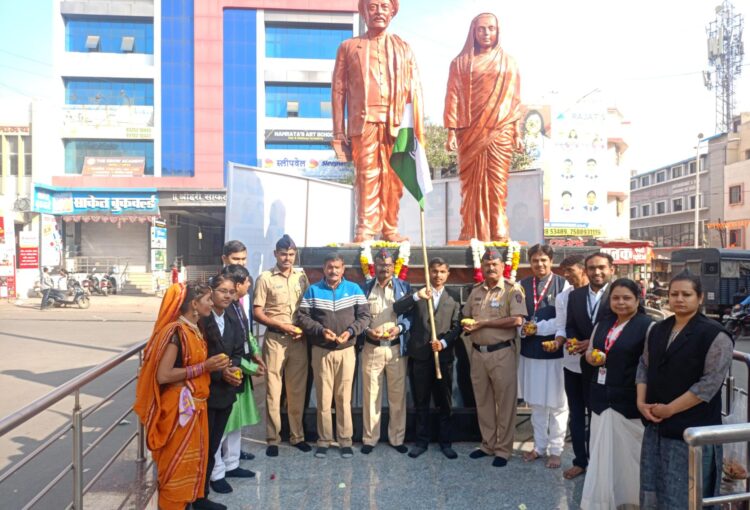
{"left": 359, "top": 240, "right": 410, "bottom": 280}
{"left": 469, "top": 238, "right": 521, "bottom": 283}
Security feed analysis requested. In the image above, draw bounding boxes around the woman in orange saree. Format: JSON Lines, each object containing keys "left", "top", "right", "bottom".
{"left": 444, "top": 12, "right": 522, "bottom": 241}
{"left": 134, "top": 283, "right": 230, "bottom": 509}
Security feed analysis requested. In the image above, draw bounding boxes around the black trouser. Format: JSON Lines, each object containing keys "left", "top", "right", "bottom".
{"left": 40, "top": 289, "right": 51, "bottom": 309}
{"left": 204, "top": 405, "right": 233, "bottom": 495}
{"left": 563, "top": 368, "right": 590, "bottom": 469}
{"left": 409, "top": 357, "right": 453, "bottom": 448}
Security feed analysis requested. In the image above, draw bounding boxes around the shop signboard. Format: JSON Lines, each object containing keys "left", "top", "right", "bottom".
{"left": 41, "top": 214, "right": 62, "bottom": 267}
{"left": 18, "top": 231, "right": 39, "bottom": 269}
{"left": 159, "top": 191, "right": 226, "bottom": 207}
{"left": 0, "top": 217, "right": 4, "bottom": 244}
{"left": 600, "top": 246, "right": 651, "bottom": 265}
{"left": 82, "top": 157, "right": 145, "bottom": 177}
{"left": 151, "top": 226, "right": 167, "bottom": 249}
{"left": 34, "top": 186, "right": 158, "bottom": 215}
{"left": 264, "top": 129, "right": 332, "bottom": 143}
{"left": 151, "top": 249, "right": 166, "bottom": 271}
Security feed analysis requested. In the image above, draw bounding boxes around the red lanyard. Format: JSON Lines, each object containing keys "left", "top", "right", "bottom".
{"left": 604, "top": 321, "right": 628, "bottom": 353}
{"left": 532, "top": 276, "right": 553, "bottom": 313}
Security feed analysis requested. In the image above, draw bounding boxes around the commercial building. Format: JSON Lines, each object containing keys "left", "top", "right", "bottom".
{"left": 629, "top": 134, "right": 727, "bottom": 255}
{"left": 711, "top": 113, "right": 750, "bottom": 248}
{"left": 27, "top": 0, "right": 358, "bottom": 292}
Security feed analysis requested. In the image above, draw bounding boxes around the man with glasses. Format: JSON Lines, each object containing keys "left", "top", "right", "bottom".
{"left": 360, "top": 248, "right": 411, "bottom": 454}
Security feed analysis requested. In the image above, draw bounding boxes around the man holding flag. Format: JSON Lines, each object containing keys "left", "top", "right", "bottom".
{"left": 331, "top": 0, "right": 428, "bottom": 242}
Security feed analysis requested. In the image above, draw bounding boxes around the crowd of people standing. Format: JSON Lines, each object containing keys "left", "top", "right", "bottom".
{"left": 134, "top": 237, "right": 733, "bottom": 510}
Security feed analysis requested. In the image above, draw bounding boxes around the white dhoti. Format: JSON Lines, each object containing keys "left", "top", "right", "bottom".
{"left": 518, "top": 356, "right": 568, "bottom": 456}
{"left": 581, "top": 408, "right": 644, "bottom": 510}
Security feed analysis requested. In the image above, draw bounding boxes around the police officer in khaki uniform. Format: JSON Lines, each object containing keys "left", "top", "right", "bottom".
{"left": 462, "top": 247, "right": 526, "bottom": 467}
{"left": 253, "top": 235, "right": 311, "bottom": 456}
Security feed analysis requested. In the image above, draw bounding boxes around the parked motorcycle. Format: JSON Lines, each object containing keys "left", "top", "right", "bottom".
{"left": 723, "top": 304, "right": 750, "bottom": 338}
{"left": 46, "top": 279, "right": 90, "bottom": 309}
{"left": 102, "top": 270, "right": 117, "bottom": 295}
{"left": 86, "top": 270, "right": 108, "bottom": 296}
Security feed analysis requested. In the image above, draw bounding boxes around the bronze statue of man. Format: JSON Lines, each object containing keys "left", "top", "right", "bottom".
{"left": 332, "top": 0, "right": 422, "bottom": 242}
{"left": 444, "top": 13, "right": 522, "bottom": 241}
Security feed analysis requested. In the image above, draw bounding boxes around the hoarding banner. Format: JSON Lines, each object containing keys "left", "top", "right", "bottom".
{"left": 260, "top": 150, "right": 353, "bottom": 182}
{"left": 547, "top": 99, "right": 608, "bottom": 230}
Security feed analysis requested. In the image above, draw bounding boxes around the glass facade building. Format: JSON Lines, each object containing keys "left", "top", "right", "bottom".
{"left": 266, "top": 84, "right": 331, "bottom": 118}
{"left": 224, "top": 9, "right": 258, "bottom": 174}
{"left": 161, "top": 0, "right": 195, "bottom": 176}
{"left": 64, "top": 78, "right": 154, "bottom": 106}
{"left": 65, "top": 17, "right": 154, "bottom": 54}
{"left": 265, "top": 25, "right": 351, "bottom": 59}
{"left": 64, "top": 140, "right": 155, "bottom": 175}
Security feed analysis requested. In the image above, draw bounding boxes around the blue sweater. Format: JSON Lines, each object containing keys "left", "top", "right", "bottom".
{"left": 298, "top": 278, "right": 372, "bottom": 350}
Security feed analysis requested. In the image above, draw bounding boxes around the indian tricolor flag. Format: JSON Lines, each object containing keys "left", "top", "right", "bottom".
{"left": 390, "top": 103, "right": 433, "bottom": 209}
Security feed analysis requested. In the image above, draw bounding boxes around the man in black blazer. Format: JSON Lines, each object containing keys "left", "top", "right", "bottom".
{"left": 563, "top": 251, "right": 614, "bottom": 480}
{"left": 393, "top": 257, "right": 462, "bottom": 459}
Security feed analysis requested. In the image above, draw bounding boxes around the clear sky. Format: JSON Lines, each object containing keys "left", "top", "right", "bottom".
{"left": 1, "top": 1, "right": 748, "bottom": 174}
{"left": 391, "top": 0, "right": 750, "bottom": 172}
{"left": 0, "top": 1, "right": 53, "bottom": 100}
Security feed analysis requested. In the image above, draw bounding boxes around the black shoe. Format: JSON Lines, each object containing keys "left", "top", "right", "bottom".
{"left": 492, "top": 456, "right": 508, "bottom": 467}
{"left": 341, "top": 447, "right": 354, "bottom": 458}
{"left": 239, "top": 450, "right": 255, "bottom": 460}
{"left": 209, "top": 478, "right": 233, "bottom": 494}
{"left": 225, "top": 467, "right": 255, "bottom": 478}
{"left": 391, "top": 444, "right": 408, "bottom": 454}
{"left": 361, "top": 444, "right": 374, "bottom": 454}
{"left": 293, "top": 441, "right": 312, "bottom": 453}
{"left": 315, "top": 447, "right": 328, "bottom": 458}
{"left": 266, "top": 445, "right": 279, "bottom": 457}
{"left": 469, "top": 449, "right": 489, "bottom": 459}
{"left": 408, "top": 446, "right": 427, "bottom": 458}
{"left": 441, "top": 447, "right": 458, "bottom": 459}
{"left": 192, "top": 497, "right": 228, "bottom": 510}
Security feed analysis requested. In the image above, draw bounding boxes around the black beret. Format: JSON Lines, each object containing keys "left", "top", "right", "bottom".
{"left": 275, "top": 234, "right": 297, "bottom": 251}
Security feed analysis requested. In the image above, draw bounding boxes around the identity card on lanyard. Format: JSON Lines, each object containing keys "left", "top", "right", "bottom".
{"left": 597, "top": 320, "right": 627, "bottom": 385}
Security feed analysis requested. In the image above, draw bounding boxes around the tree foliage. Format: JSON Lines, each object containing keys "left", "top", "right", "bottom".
{"left": 424, "top": 123, "right": 534, "bottom": 177}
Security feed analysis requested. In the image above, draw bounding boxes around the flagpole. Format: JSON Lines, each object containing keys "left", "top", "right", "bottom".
{"left": 419, "top": 208, "right": 442, "bottom": 380}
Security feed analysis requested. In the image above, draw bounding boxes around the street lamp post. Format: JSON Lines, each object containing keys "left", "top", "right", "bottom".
{"left": 694, "top": 133, "right": 704, "bottom": 249}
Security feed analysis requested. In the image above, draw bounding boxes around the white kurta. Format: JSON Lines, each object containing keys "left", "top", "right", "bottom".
{"left": 580, "top": 408, "right": 644, "bottom": 510}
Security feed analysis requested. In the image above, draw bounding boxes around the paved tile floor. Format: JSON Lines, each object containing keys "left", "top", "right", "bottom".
{"left": 208, "top": 437, "right": 585, "bottom": 510}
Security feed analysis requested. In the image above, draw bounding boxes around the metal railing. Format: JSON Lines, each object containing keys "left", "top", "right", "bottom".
{"left": 685, "top": 351, "right": 750, "bottom": 509}
{"left": 0, "top": 339, "right": 149, "bottom": 509}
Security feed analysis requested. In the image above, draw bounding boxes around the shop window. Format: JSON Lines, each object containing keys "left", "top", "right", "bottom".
{"left": 65, "top": 78, "right": 154, "bottom": 106}
{"left": 22, "top": 136, "right": 31, "bottom": 176}
{"left": 64, "top": 139, "right": 154, "bottom": 175}
{"left": 266, "top": 83, "right": 331, "bottom": 118}
{"left": 7, "top": 136, "right": 18, "bottom": 176}
{"left": 729, "top": 185, "right": 743, "bottom": 205}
